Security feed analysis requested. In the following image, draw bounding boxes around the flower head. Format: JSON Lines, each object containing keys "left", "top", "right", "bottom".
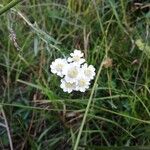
{"left": 50, "top": 58, "right": 68, "bottom": 77}
{"left": 75, "top": 75, "right": 90, "bottom": 92}
{"left": 62, "top": 62, "right": 81, "bottom": 83}
{"left": 102, "top": 57, "right": 113, "bottom": 68}
{"left": 82, "top": 63, "right": 96, "bottom": 80}
{"left": 60, "top": 79, "right": 76, "bottom": 93}
{"left": 68, "top": 49, "right": 85, "bottom": 64}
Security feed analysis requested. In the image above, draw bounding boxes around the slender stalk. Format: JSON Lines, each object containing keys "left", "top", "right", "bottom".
{"left": 73, "top": 57, "right": 105, "bottom": 150}
{"left": 0, "top": 0, "right": 22, "bottom": 16}
{"left": 1, "top": 106, "right": 14, "bottom": 150}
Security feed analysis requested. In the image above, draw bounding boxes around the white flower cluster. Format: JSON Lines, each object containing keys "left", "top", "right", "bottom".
{"left": 50, "top": 50, "right": 96, "bottom": 93}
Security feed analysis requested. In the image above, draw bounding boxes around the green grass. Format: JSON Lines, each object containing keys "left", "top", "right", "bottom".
{"left": 0, "top": 0, "right": 150, "bottom": 149}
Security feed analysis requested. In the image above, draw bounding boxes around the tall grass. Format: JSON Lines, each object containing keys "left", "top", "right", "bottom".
{"left": 0, "top": 0, "right": 150, "bottom": 149}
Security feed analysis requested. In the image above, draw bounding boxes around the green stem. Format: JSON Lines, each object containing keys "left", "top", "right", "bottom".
{"left": 73, "top": 57, "right": 105, "bottom": 150}
{"left": 0, "top": 0, "right": 22, "bottom": 16}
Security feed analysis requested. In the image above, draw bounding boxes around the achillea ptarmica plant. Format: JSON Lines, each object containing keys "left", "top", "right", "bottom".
{"left": 50, "top": 50, "right": 96, "bottom": 93}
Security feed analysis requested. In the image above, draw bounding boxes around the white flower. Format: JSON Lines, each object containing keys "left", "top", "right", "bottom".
{"left": 50, "top": 58, "right": 68, "bottom": 77}
{"left": 63, "top": 63, "right": 80, "bottom": 83}
{"left": 75, "top": 75, "right": 90, "bottom": 92}
{"left": 60, "top": 79, "right": 75, "bottom": 93}
{"left": 50, "top": 49, "right": 96, "bottom": 93}
{"left": 82, "top": 63, "right": 96, "bottom": 80}
{"left": 68, "top": 49, "right": 85, "bottom": 64}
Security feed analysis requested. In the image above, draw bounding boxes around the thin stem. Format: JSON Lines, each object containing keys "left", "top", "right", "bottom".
{"left": 73, "top": 57, "right": 105, "bottom": 150}
{"left": 1, "top": 106, "right": 14, "bottom": 150}
{"left": 0, "top": 0, "right": 22, "bottom": 16}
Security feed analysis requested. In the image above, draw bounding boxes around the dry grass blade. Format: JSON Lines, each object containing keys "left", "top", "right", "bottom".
{"left": 0, "top": 106, "right": 14, "bottom": 150}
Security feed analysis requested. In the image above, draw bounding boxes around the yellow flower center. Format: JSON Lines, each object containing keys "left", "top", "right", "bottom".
{"left": 56, "top": 63, "right": 63, "bottom": 71}
{"left": 67, "top": 67, "right": 78, "bottom": 78}
{"left": 65, "top": 82, "right": 74, "bottom": 88}
{"left": 78, "top": 79, "right": 86, "bottom": 87}
{"left": 84, "top": 69, "right": 91, "bottom": 76}
{"left": 73, "top": 56, "right": 80, "bottom": 62}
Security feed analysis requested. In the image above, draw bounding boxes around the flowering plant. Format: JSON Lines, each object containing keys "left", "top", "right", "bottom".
{"left": 50, "top": 50, "right": 96, "bottom": 93}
